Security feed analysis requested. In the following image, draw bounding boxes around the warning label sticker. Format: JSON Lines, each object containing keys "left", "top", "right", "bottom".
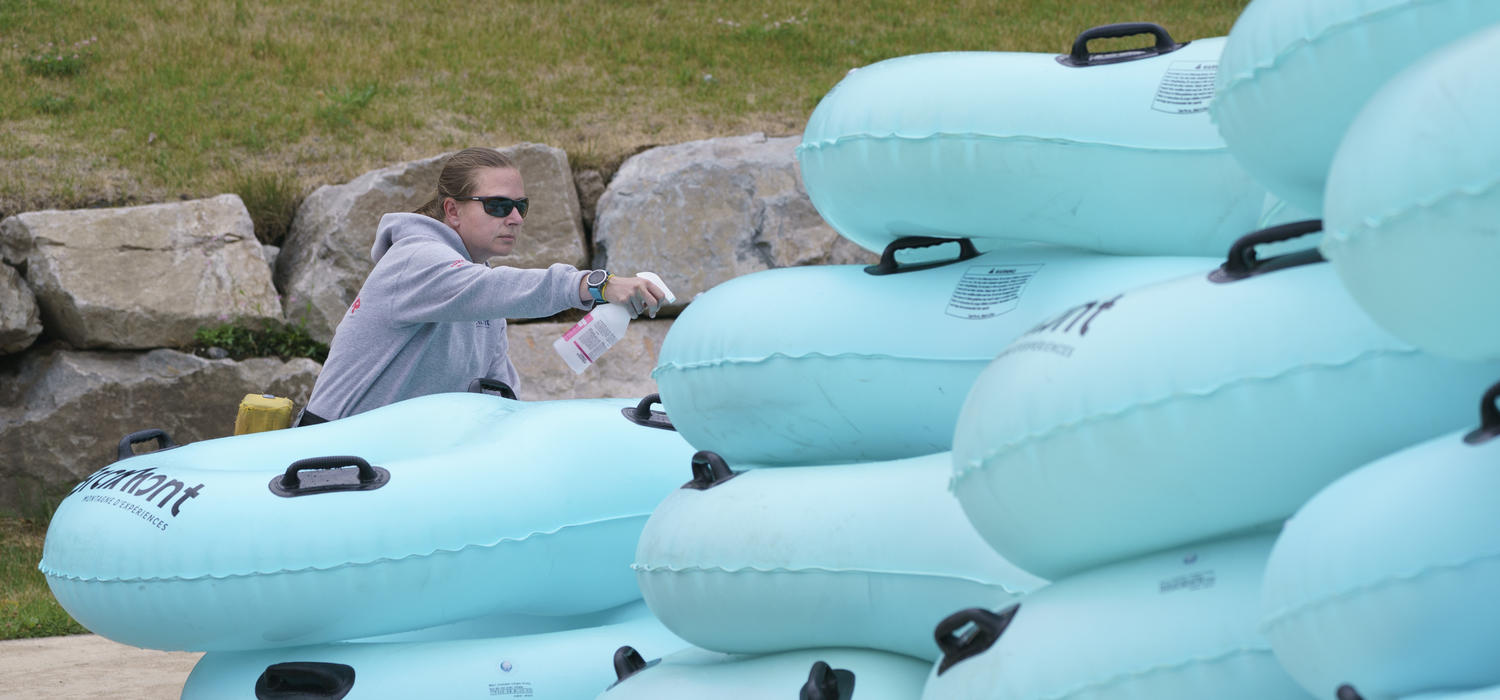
{"left": 490, "top": 682, "right": 533, "bottom": 696}
{"left": 1151, "top": 60, "right": 1217, "bottom": 114}
{"left": 1159, "top": 570, "right": 1217, "bottom": 594}
{"left": 946, "top": 264, "right": 1042, "bottom": 320}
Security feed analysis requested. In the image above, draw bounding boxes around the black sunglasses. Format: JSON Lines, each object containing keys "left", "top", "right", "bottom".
{"left": 454, "top": 195, "right": 528, "bottom": 218}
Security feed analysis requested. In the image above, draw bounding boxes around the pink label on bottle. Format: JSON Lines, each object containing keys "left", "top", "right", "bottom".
{"left": 562, "top": 314, "right": 593, "bottom": 341}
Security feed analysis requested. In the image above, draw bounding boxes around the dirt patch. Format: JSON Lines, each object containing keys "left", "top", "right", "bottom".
{"left": 0, "top": 635, "right": 201, "bottom": 699}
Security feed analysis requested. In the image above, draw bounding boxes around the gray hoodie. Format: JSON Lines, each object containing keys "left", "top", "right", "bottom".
{"left": 304, "top": 213, "right": 591, "bottom": 420}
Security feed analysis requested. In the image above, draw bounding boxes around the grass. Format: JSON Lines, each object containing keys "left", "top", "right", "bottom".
{"left": 0, "top": 0, "right": 1250, "bottom": 218}
{"left": 0, "top": 518, "right": 86, "bottom": 639}
{"left": 0, "top": 0, "right": 1252, "bottom": 640}
{"left": 230, "top": 169, "right": 303, "bottom": 245}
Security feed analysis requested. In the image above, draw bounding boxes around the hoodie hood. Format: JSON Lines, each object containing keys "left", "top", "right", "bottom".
{"left": 371, "top": 213, "right": 470, "bottom": 263}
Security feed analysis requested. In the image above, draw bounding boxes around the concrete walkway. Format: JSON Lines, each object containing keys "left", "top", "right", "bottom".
{"left": 0, "top": 634, "right": 201, "bottom": 699}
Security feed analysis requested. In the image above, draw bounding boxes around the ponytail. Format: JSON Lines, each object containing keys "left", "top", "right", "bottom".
{"left": 414, "top": 195, "right": 444, "bottom": 220}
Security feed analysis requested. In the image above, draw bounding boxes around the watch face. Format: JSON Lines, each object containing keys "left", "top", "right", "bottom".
{"left": 587, "top": 269, "right": 609, "bottom": 287}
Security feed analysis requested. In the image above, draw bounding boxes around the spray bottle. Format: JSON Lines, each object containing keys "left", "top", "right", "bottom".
{"left": 553, "top": 272, "right": 676, "bottom": 374}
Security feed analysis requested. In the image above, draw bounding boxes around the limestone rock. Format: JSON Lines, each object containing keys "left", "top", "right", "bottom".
{"left": 275, "top": 154, "right": 444, "bottom": 344}
{"left": 0, "top": 348, "right": 320, "bottom": 516}
{"left": 277, "top": 144, "right": 587, "bottom": 342}
{"left": 0, "top": 264, "right": 41, "bottom": 354}
{"left": 593, "top": 133, "right": 875, "bottom": 307}
{"left": 0, "top": 195, "right": 279, "bottom": 349}
{"left": 503, "top": 145, "right": 587, "bottom": 273}
{"left": 505, "top": 319, "right": 670, "bottom": 401}
{"left": 574, "top": 168, "right": 606, "bottom": 235}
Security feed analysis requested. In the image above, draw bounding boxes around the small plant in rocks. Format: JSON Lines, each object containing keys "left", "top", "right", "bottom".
{"left": 231, "top": 170, "right": 302, "bottom": 245}
{"left": 193, "top": 300, "right": 328, "bottom": 363}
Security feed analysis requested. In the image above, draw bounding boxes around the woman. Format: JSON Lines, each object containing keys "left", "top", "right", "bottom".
{"left": 299, "top": 147, "right": 664, "bottom": 424}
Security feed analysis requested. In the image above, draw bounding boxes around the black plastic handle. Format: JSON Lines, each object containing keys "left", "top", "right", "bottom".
{"left": 934, "top": 604, "right": 1020, "bottom": 675}
{"left": 800, "top": 661, "right": 856, "bottom": 700}
{"left": 621, "top": 393, "right": 676, "bottom": 431}
{"left": 467, "top": 377, "right": 518, "bottom": 400}
{"left": 269, "top": 455, "right": 390, "bottom": 498}
{"left": 864, "top": 236, "right": 980, "bottom": 276}
{"left": 254, "top": 662, "right": 355, "bottom": 700}
{"left": 1208, "top": 219, "right": 1325, "bottom": 283}
{"left": 1463, "top": 381, "right": 1500, "bottom": 445}
{"left": 1057, "top": 22, "right": 1183, "bottom": 67}
{"left": 605, "top": 645, "right": 660, "bottom": 690}
{"left": 1336, "top": 686, "right": 1364, "bottom": 700}
{"left": 682, "top": 450, "right": 737, "bottom": 490}
{"left": 613, "top": 645, "right": 648, "bottom": 682}
{"left": 116, "top": 429, "right": 177, "bottom": 462}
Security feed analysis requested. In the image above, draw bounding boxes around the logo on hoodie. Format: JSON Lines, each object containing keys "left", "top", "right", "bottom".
{"left": 349, "top": 296, "right": 362, "bottom": 316}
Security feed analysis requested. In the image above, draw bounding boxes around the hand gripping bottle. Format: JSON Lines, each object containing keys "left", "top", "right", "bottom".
{"left": 553, "top": 272, "right": 675, "bottom": 374}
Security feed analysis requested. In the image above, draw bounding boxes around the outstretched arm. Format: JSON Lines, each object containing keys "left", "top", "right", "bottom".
{"left": 384, "top": 245, "right": 590, "bottom": 324}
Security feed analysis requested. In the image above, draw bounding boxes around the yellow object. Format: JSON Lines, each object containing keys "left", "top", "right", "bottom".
{"left": 234, "top": 393, "right": 294, "bottom": 435}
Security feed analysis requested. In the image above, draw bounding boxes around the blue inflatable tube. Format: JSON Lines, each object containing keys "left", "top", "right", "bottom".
{"left": 655, "top": 241, "right": 1212, "bottom": 466}
{"left": 600, "top": 646, "right": 930, "bottom": 700}
{"left": 798, "top": 25, "right": 1266, "bottom": 256}
{"left": 1404, "top": 689, "right": 1500, "bottom": 700}
{"left": 40, "top": 393, "right": 697, "bottom": 651}
{"left": 634, "top": 452, "right": 1044, "bottom": 661}
{"left": 182, "top": 601, "right": 689, "bottom": 699}
{"left": 950, "top": 224, "right": 1500, "bottom": 580}
{"left": 921, "top": 534, "right": 1311, "bottom": 700}
{"left": 1321, "top": 24, "right": 1500, "bottom": 362}
{"left": 1261, "top": 382, "right": 1500, "bottom": 700}
{"left": 1212, "top": 0, "right": 1500, "bottom": 213}
{"left": 349, "top": 598, "right": 659, "bottom": 646}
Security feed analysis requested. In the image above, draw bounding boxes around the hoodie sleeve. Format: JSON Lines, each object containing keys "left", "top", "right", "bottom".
{"left": 379, "top": 237, "right": 592, "bottom": 324}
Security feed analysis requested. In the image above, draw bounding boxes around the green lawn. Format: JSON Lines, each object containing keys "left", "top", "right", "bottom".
{"left": 1, "top": 0, "right": 1249, "bottom": 219}
{"left": 0, "top": 517, "right": 86, "bottom": 639}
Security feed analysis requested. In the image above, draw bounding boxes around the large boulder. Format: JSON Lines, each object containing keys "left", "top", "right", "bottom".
{"left": 0, "top": 348, "right": 320, "bottom": 516}
{"left": 574, "top": 168, "right": 607, "bottom": 234}
{"left": 593, "top": 133, "right": 874, "bottom": 307}
{"left": 0, "top": 195, "right": 279, "bottom": 349}
{"left": 277, "top": 144, "right": 587, "bottom": 342}
{"left": 0, "top": 263, "right": 42, "bottom": 354}
{"left": 506, "top": 319, "right": 670, "bottom": 401}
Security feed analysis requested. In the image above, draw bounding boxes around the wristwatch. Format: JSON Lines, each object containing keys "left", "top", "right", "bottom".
{"left": 585, "top": 269, "right": 611, "bottom": 303}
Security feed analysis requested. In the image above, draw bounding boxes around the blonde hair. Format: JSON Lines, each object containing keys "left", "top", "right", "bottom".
{"left": 414, "top": 148, "right": 518, "bottom": 220}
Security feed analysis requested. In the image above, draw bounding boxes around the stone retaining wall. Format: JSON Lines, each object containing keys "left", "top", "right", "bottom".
{"left": 0, "top": 133, "right": 873, "bottom": 515}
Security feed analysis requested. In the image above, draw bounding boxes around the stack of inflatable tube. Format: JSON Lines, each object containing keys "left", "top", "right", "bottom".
{"left": 634, "top": 451, "right": 1044, "bottom": 661}
{"left": 182, "top": 601, "right": 689, "bottom": 699}
{"left": 41, "top": 392, "right": 697, "bottom": 651}
{"left": 922, "top": 534, "right": 1311, "bottom": 699}
{"left": 1321, "top": 24, "right": 1500, "bottom": 362}
{"left": 1211, "top": 0, "right": 1500, "bottom": 213}
{"left": 949, "top": 224, "right": 1500, "bottom": 580}
{"left": 599, "top": 646, "right": 930, "bottom": 700}
{"left": 1260, "top": 382, "right": 1500, "bottom": 700}
{"left": 654, "top": 241, "right": 1213, "bottom": 466}
{"left": 798, "top": 24, "right": 1266, "bottom": 257}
